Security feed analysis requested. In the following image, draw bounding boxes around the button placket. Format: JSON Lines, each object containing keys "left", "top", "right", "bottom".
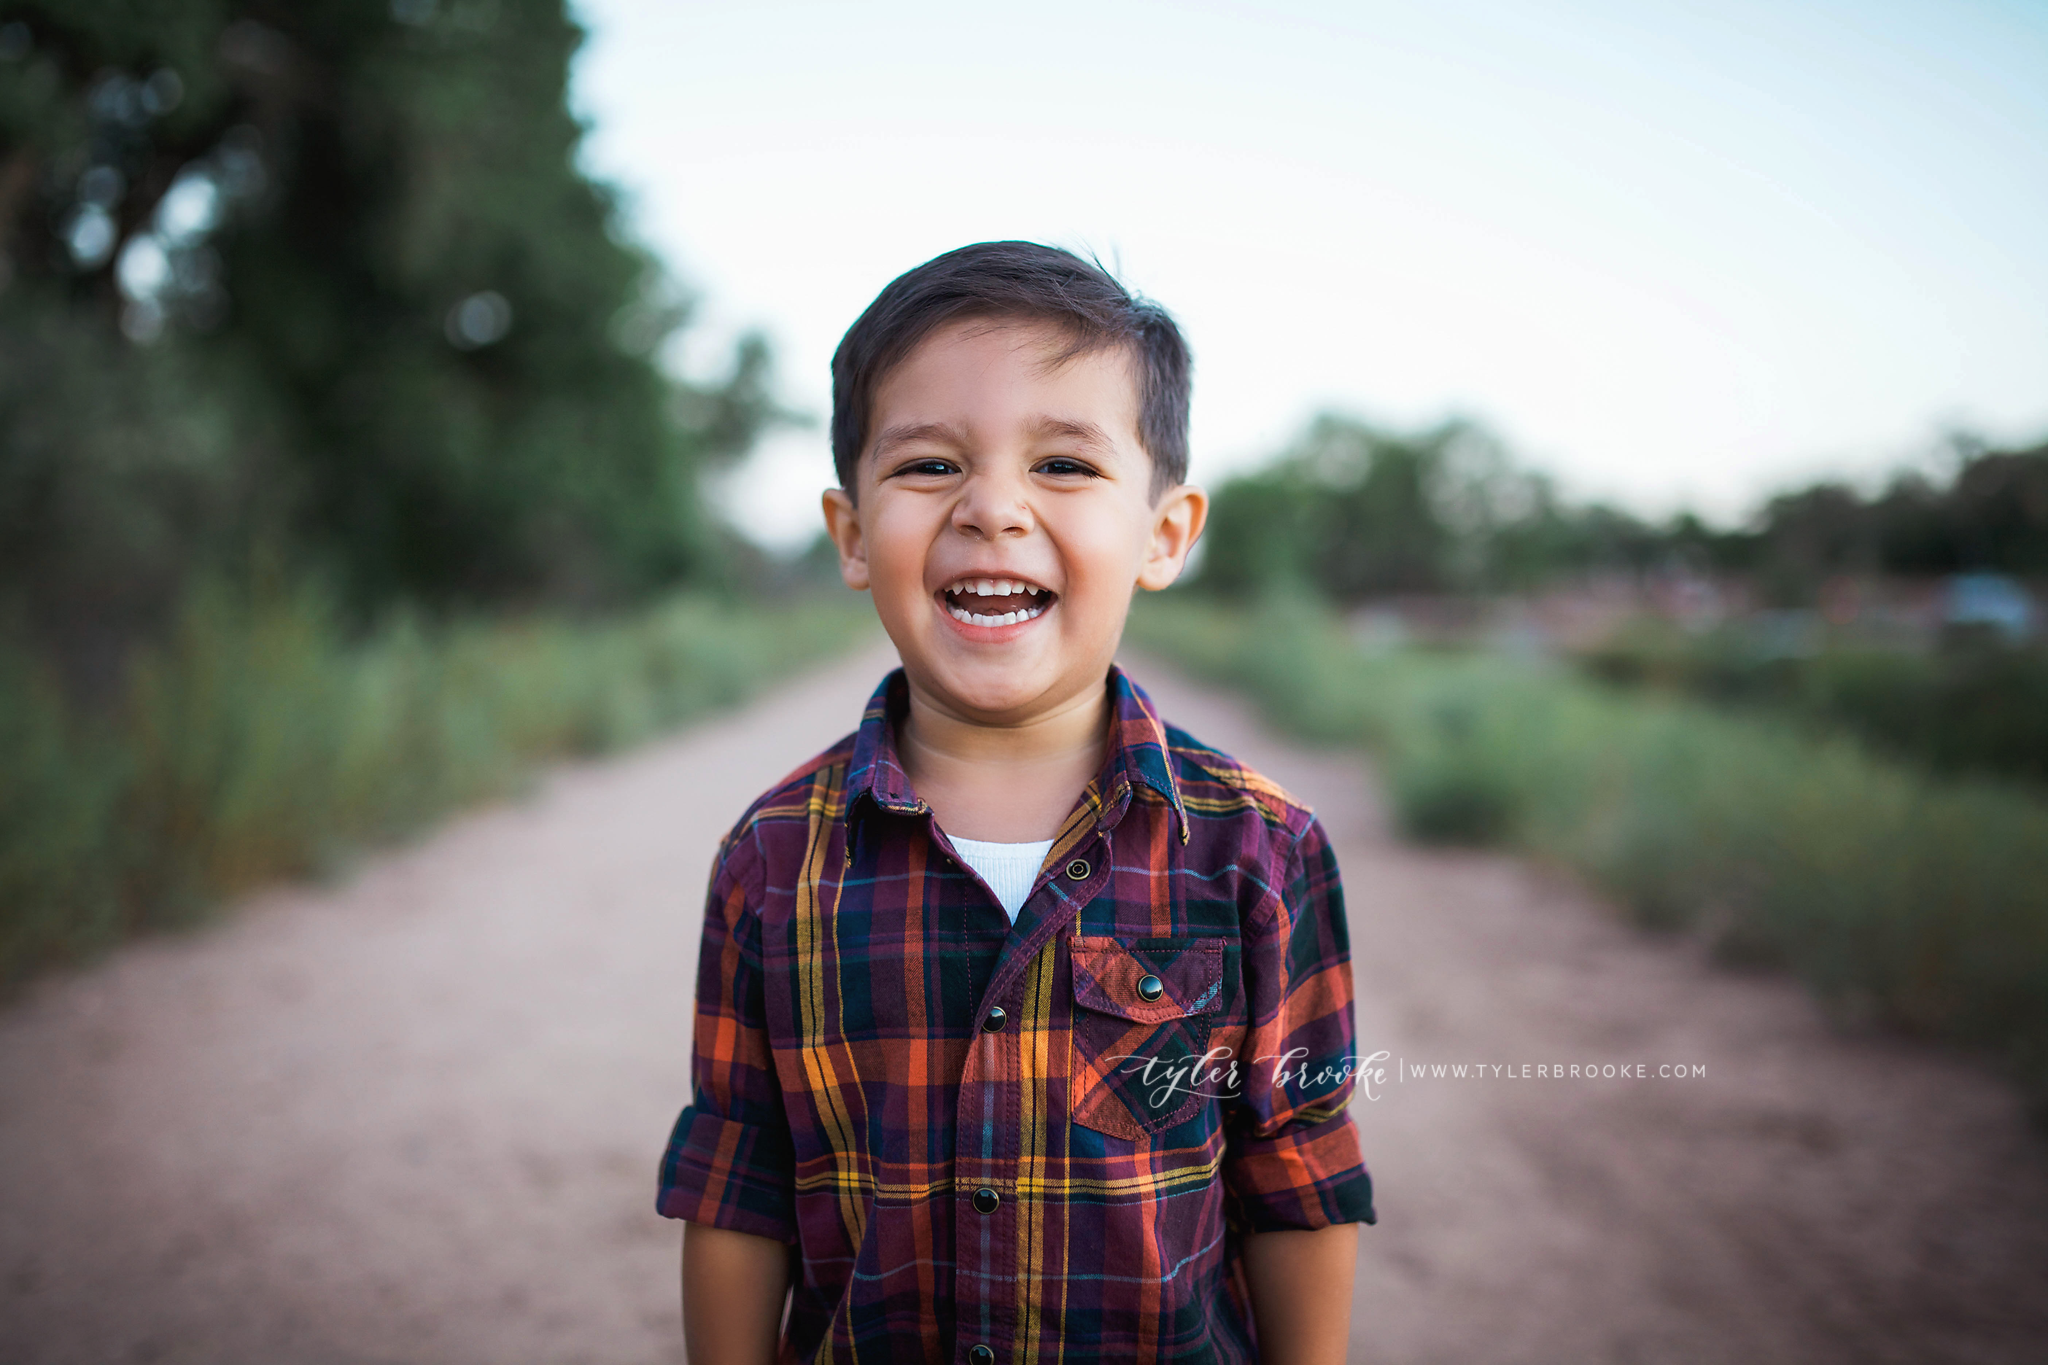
{"left": 960, "top": 990, "right": 1010, "bottom": 1360}
{"left": 955, "top": 876, "right": 1092, "bottom": 1365}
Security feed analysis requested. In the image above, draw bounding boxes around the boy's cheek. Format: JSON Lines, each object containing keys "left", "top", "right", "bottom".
{"left": 866, "top": 545, "right": 930, "bottom": 609}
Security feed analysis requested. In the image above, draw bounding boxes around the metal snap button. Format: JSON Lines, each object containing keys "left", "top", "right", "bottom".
{"left": 1065, "top": 858, "right": 1090, "bottom": 881}
{"left": 980, "top": 1006, "right": 1007, "bottom": 1033}
{"left": 968, "top": 1347, "right": 995, "bottom": 1365}
{"left": 972, "top": 1186, "right": 1000, "bottom": 1214}
{"left": 1136, "top": 973, "right": 1164, "bottom": 1003}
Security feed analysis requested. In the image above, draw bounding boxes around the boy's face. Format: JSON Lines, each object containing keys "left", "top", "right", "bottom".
{"left": 821, "top": 317, "right": 1207, "bottom": 726}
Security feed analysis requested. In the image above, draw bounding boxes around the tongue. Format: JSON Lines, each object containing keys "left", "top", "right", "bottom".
{"left": 956, "top": 591, "right": 1039, "bottom": 616}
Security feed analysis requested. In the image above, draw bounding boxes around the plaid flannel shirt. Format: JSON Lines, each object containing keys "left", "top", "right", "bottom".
{"left": 658, "top": 664, "right": 1375, "bottom": 1364}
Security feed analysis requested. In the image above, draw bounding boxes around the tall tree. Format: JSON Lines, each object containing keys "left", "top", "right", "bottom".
{"left": 1195, "top": 414, "right": 1558, "bottom": 599}
{"left": 0, "top": 0, "right": 777, "bottom": 687}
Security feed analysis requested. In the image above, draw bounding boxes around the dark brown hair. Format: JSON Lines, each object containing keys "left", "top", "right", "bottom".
{"left": 829, "top": 241, "right": 1191, "bottom": 497}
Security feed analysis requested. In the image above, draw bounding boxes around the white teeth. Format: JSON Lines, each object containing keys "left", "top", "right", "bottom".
{"left": 947, "top": 602, "right": 1048, "bottom": 628}
{"left": 947, "top": 578, "right": 1048, "bottom": 597}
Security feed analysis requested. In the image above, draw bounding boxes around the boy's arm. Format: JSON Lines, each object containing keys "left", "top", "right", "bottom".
{"left": 1222, "top": 814, "right": 1375, "bottom": 1354}
{"left": 657, "top": 830, "right": 800, "bottom": 1352}
{"left": 682, "top": 1223, "right": 790, "bottom": 1365}
{"left": 1242, "top": 1224, "right": 1360, "bottom": 1365}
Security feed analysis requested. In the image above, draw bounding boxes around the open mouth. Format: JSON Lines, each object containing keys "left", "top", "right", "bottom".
{"left": 940, "top": 576, "right": 1055, "bottom": 628}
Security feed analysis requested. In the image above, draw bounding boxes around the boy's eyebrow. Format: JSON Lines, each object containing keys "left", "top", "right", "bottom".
{"left": 870, "top": 421, "right": 970, "bottom": 459}
{"left": 1027, "top": 416, "right": 1116, "bottom": 454}
{"left": 869, "top": 416, "right": 1120, "bottom": 460}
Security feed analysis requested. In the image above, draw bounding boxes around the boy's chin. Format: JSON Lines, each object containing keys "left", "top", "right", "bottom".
{"left": 909, "top": 647, "right": 1096, "bottom": 721}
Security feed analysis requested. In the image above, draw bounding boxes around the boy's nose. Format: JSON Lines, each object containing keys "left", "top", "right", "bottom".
{"left": 951, "top": 474, "right": 1034, "bottom": 539}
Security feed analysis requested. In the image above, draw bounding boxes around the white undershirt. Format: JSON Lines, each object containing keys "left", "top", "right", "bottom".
{"left": 949, "top": 836, "right": 1056, "bottom": 922}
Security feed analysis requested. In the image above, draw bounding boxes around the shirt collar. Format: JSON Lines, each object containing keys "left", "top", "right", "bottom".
{"left": 844, "top": 663, "right": 1188, "bottom": 842}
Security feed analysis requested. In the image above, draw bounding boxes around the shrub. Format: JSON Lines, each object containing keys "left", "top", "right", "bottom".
{"left": 0, "top": 582, "right": 871, "bottom": 992}
{"left": 1578, "top": 624, "right": 2048, "bottom": 791}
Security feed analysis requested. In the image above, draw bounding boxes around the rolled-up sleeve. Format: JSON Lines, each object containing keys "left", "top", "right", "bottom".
{"left": 656, "top": 830, "right": 798, "bottom": 1244}
{"left": 1221, "top": 814, "right": 1377, "bottom": 1232}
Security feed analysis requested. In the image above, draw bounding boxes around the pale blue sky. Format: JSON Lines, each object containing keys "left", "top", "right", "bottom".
{"left": 570, "top": 0, "right": 2048, "bottom": 548}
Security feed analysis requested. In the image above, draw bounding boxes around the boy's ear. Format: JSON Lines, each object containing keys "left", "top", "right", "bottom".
{"left": 1136, "top": 483, "right": 1209, "bottom": 592}
{"left": 821, "top": 488, "right": 871, "bottom": 591}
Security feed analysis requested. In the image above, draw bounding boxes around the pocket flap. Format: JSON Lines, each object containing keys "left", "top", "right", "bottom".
{"left": 1070, "top": 936, "right": 1224, "bottom": 1024}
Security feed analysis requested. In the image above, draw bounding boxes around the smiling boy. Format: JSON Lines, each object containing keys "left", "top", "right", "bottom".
{"left": 658, "top": 242, "right": 1375, "bottom": 1365}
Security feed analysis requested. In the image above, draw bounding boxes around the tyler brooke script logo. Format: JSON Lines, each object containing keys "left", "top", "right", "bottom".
{"left": 1103, "top": 1047, "right": 1393, "bottom": 1109}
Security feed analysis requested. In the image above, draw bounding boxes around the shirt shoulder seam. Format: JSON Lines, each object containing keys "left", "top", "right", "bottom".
{"left": 1165, "top": 729, "right": 1316, "bottom": 834}
{"left": 719, "top": 731, "right": 857, "bottom": 844}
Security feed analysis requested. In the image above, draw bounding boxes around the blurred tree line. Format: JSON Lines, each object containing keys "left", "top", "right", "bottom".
{"left": 1195, "top": 414, "right": 2048, "bottom": 793}
{"left": 0, "top": 0, "right": 783, "bottom": 699}
{"left": 1743, "top": 440, "right": 2048, "bottom": 602}
{"left": 1196, "top": 413, "right": 2048, "bottom": 604}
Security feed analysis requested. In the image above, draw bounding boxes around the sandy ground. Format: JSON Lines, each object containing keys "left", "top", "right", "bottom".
{"left": 2, "top": 641, "right": 2046, "bottom": 1365}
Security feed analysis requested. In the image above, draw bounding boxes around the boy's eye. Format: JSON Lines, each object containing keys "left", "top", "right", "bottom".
{"left": 1036, "top": 457, "right": 1098, "bottom": 477}
{"left": 893, "top": 458, "right": 958, "bottom": 477}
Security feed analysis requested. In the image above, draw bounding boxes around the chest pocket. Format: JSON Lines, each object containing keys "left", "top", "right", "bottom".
{"left": 1068, "top": 935, "right": 1226, "bottom": 1140}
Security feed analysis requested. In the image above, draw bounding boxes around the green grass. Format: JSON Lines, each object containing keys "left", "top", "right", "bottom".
{"left": 1128, "top": 593, "right": 2048, "bottom": 1112}
{"left": 1578, "top": 620, "right": 2048, "bottom": 791}
{"left": 0, "top": 582, "right": 873, "bottom": 993}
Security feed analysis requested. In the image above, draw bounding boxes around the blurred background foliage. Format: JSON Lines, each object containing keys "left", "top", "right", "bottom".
{"left": 0, "top": 585, "right": 868, "bottom": 989}
{"left": 0, "top": 0, "right": 854, "bottom": 990}
{"left": 1, "top": 0, "right": 787, "bottom": 697}
{"left": 1578, "top": 621, "right": 2048, "bottom": 791}
{"left": 1190, "top": 413, "right": 2048, "bottom": 793}
{"left": 1195, "top": 412, "right": 2048, "bottom": 603}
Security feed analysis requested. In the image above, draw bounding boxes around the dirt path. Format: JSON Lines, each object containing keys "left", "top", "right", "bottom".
{"left": 3, "top": 644, "right": 2045, "bottom": 1364}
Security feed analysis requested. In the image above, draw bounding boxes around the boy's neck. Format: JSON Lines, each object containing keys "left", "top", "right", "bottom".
{"left": 896, "top": 670, "right": 1112, "bottom": 844}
